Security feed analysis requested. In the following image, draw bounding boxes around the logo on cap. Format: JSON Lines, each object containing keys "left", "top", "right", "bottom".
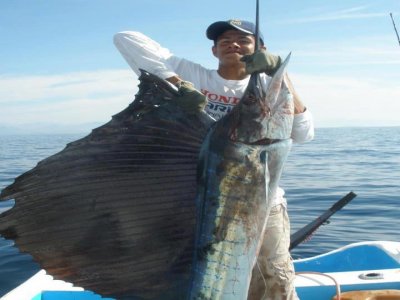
{"left": 229, "top": 19, "right": 242, "bottom": 26}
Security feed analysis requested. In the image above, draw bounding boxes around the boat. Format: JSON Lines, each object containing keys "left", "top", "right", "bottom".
{"left": 2, "top": 240, "right": 400, "bottom": 300}
{"left": 294, "top": 241, "right": 400, "bottom": 300}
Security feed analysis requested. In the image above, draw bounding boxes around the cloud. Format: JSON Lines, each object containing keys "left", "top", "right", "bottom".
{"left": 0, "top": 70, "right": 139, "bottom": 128}
{"left": 279, "top": 35, "right": 400, "bottom": 71}
{"left": 0, "top": 70, "right": 137, "bottom": 104}
{"left": 1, "top": 67, "right": 399, "bottom": 133}
{"left": 283, "top": 5, "right": 388, "bottom": 24}
{"left": 290, "top": 72, "right": 400, "bottom": 127}
{"left": 295, "top": 46, "right": 400, "bottom": 66}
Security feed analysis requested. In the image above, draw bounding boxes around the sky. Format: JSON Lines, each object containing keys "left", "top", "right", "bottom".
{"left": 0, "top": 0, "right": 399, "bottom": 134}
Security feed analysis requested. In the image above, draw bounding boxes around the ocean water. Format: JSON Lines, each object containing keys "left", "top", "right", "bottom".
{"left": 0, "top": 127, "right": 399, "bottom": 296}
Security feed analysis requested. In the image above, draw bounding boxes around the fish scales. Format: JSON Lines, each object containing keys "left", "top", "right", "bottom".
{"left": 189, "top": 54, "right": 293, "bottom": 299}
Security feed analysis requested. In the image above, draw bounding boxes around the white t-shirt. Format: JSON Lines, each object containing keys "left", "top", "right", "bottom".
{"left": 114, "top": 31, "right": 315, "bottom": 206}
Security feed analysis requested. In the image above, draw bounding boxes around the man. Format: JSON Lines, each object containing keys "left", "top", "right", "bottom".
{"left": 114, "top": 19, "right": 314, "bottom": 300}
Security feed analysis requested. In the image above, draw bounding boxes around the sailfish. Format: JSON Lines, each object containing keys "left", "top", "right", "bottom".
{"left": 0, "top": 60, "right": 294, "bottom": 299}
{"left": 0, "top": 3, "right": 296, "bottom": 300}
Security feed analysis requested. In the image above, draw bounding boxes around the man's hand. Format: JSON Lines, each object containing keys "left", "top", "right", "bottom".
{"left": 171, "top": 81, "right": 207, "bottom": 113}
{"left": 241, "top": 49, "right": 282, "bottom": 76}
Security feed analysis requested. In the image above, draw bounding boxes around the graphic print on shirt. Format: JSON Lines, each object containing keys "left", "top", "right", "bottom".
{"left": 202, "top": 89, "right": 241, "bottom": 120}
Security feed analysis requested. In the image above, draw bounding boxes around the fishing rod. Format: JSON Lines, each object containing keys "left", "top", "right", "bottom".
{"left": 247, "top": 0, "right": 264, "bottom": 102}
{"left": 390, "top": 13, "right": 400, "bottom": 46}
{"left": 255, "top": 0, "right": 260, "bottom": 50}
{"left": 289, "top": 191, "right": 357, "bottom": 250}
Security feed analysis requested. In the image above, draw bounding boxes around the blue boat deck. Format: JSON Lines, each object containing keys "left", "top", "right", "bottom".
{"left": 294, "top": 241, "right": 400, "bottom": 272}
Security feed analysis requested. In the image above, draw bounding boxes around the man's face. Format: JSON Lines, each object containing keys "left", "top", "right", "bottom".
{"left": 212, "top": 29, "right": 256, "bottom": 67}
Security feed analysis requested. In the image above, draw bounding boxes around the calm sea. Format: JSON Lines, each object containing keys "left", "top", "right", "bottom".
{"left": 0, "top": 127, "right": 399, "bottom": 296}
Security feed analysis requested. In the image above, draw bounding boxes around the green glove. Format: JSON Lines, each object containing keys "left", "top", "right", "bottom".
{"left": 241, "top": 49, "right": 282, "bottom": 76}
{"left": 171, "top": 81, "right": 207, "bottom": 113}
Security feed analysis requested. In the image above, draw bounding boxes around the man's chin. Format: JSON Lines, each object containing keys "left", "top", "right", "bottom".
{"left": 223, "top": 54, "right": 243, "bottom": 63}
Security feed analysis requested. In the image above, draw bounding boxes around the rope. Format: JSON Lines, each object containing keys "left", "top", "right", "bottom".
{"left": 295, "top": 271, "right": 341, "bottom": 300}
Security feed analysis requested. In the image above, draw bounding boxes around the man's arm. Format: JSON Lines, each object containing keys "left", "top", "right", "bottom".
{"left": 285, "top": 74, "right": 305, "bottom": 114}
{"left": 285, "top": 74, "right": 315, "bottom": 143}
{"left": 114, "top": 31, "right": 208, "bottom": 113}
{"left": 113, "top": 31, "right": 178, "bottom": 79}
{"left": 114, "top": 31, "right": 208, "bottom": 87}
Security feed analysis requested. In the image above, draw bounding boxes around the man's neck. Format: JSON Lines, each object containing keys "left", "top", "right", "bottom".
{"left": 217, "top": 65, "right": 248, "bottom": 80}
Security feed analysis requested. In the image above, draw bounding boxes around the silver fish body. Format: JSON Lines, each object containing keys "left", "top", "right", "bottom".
{"left": 189, "top": 54, "right": 294, "bottom": 299}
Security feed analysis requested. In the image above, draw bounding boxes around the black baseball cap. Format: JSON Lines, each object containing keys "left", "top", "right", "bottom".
{"left": 206, "top": 19, "right": 264, "bottom": 44}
